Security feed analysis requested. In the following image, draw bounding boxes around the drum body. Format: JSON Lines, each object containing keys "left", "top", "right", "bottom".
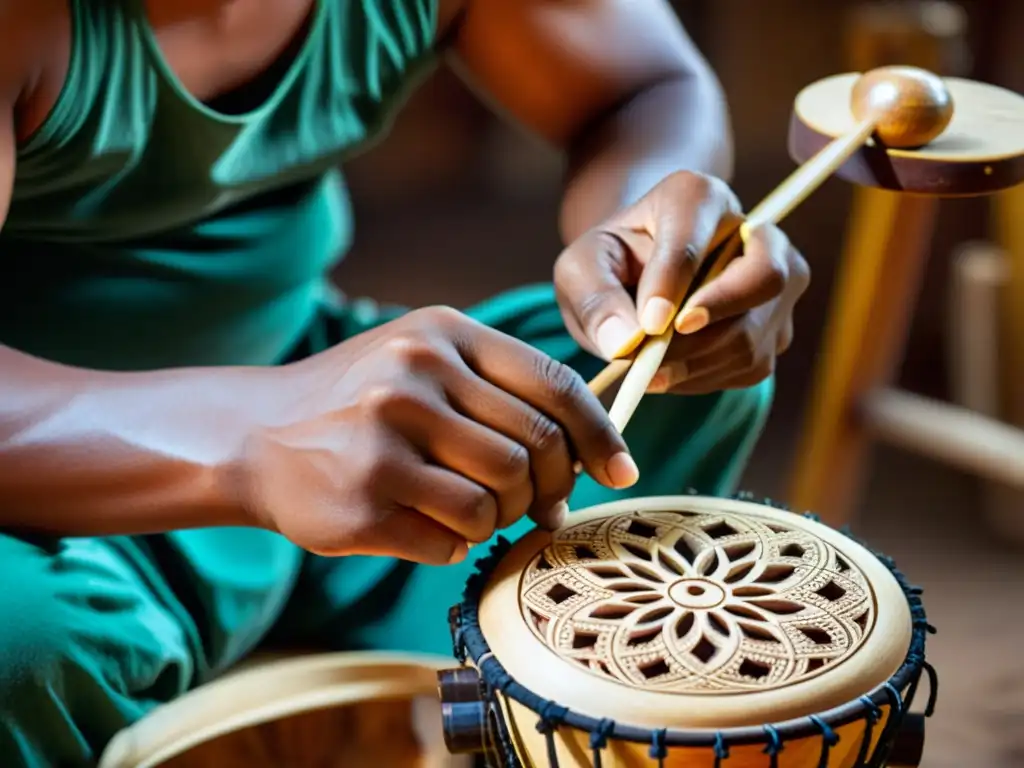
{"left": 439, "top": 495, "right": 936, "bottom": 768}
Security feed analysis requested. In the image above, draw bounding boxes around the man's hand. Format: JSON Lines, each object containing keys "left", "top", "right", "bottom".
{"left": 237, "top": 307, "right": 639, "bottom": 566}
{"left": 553, "top": 171, "right": 810, "bottom": 394}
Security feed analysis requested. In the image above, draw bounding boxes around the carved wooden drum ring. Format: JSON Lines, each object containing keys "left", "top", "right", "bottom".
{"left": 438, "top": 495, "right": 935, "bottom": 768}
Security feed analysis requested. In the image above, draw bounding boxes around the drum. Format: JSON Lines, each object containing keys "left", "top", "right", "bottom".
{"left": 99, "top": 651, "right": 470, "bottom": 768}
{"left": 437, "top": 494, "right": 936, "bottom": 767}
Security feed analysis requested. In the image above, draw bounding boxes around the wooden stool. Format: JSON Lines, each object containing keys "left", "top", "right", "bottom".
{"left": 787, "top": 1, "right": 1024, "bottom": 526}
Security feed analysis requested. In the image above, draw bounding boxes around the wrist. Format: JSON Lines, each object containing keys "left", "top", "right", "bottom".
{"left": 111, "top": 364, "right": 274, "bottom": 532}
{"left": 0, "top": 359, "right": 266, "bottom": 535}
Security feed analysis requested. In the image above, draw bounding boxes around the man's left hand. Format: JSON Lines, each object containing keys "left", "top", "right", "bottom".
{"left": 553, "top": 171, "right": 810, "bottom": 394}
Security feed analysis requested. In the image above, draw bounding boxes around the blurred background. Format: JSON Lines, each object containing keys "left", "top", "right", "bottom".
{"left": 331, "top": 1, "right": 1023, "bottom": 765}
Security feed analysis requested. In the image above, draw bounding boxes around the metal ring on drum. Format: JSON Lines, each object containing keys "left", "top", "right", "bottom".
{"left": 437, "top": 493, "right": 936, "bottom": 767}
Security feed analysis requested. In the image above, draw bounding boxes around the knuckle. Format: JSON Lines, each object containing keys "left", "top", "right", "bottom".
{"left": 383, "top": 335, "right": 442, "bottom": 371}
{"left": 667, "top": 169, "right": 711, "bottom": 196}
{"left": 557, "top": 230, "right": 630, "bottom": 289}
{"left": 536, "top": 356, "right": 585, "bottom": 407}
{"left": 499, "top": 442, "right": 531, "bottom": 483}
{"left": 523, "top": 413, "right": 565, "bottom": 456}
{"left": 382, "top": 333, "right": 434, "bottom": 364}
{"left": 572, "top": 289, "right": 614, "bottom": 331}
{"left": 359, "top": 383, "right": 426, "bottom": 420}
{"left": 594, "top": 230, "right": 631, "bottom": 271}
{"left": 456, "top": 488, "right": 498, "bottom": 532}
{"left": 359, "top": 383, "right": 401, "bottom": 416}
{"left": 417, "top": 305, "right": 464, "bottom": 328}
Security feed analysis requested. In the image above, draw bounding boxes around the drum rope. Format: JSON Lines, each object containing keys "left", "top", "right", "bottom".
{"left": 866, "top": 682, "right": 906, "bottom": 768}
{"left": 711, "top": 732, "right": 728, "bottom": 767}
{"left": 535, "top": 702, "right": 569, "bottom": 767}
{"left": 854, "top": 695, "right": 882, "bottom": 766}
{"left": 809, "top": 715, "right": 839, "bottom": 768}
{"left": 649, "top": 728, "right": 668, "bottom": 766}
{"left": 761, "top": 725, "right": 783, "bottom": 768}
{"left": 921, "top": 661, "right": 938, "bottom": 716}
{"left": 588, "top": 718, "right": 616, "bottom": 767}
{"left": 449, "top": 498, "right": 939, "bottom": 768}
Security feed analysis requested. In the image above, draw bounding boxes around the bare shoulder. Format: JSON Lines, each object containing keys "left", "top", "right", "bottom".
{"left": 2, "top": 0, "right": 71, "bottom": 140}
{"left": 439, "top": 0, "right": 698, "bottom": 146}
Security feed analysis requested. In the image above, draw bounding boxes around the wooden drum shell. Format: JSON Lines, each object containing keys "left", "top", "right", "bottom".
{"left": 498, "top": 692, "right": 900, "bottom": 767}
{"left": 444, "top": 495, "right": 933, "bottom": 768}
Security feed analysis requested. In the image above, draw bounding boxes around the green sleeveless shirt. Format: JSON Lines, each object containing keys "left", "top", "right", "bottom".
{"left": 0, "top": 0, "right": 438, "bottom": 370}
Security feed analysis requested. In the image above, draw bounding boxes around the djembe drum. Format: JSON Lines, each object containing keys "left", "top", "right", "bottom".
{"left": 437, "top": 495, "right": 935, "bottom": 768}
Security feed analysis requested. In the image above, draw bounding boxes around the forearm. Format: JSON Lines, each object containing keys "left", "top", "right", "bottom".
{"left": 0, "top": 346, "right": 252, "bottom": 536}
{"left": 559, "top": 68, "right": 733, "bottom": 243}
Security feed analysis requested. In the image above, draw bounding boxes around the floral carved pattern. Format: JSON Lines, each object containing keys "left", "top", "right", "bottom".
{"left": 519, "top": 510, "right": 875, "bottom": 693}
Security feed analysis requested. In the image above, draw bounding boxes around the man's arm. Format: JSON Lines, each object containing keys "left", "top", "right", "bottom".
{"left": 0, "top": 346, "right": 254, "bottom": 534}
{"left": 0, "top": 1, "right": 257, "bottom": 536}
{"left": 443, "top": 0, "right": 733, "bottom": 242}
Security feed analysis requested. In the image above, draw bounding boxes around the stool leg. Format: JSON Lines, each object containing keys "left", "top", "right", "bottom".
{"left": 787, "top": 189, "right": 938, "bottom": 526}
{"left": 993, "top": 183, "right": 1024, "bottom": 427}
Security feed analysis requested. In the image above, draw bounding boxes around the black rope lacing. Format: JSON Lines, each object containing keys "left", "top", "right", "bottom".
{"left": 447, "top": 495, "right": 936, "bottom": 768}
{"left": 535, "top": 702, "right": 568, "bottom": 767}
{"left": 810, "top": 715, "right": 839, "bottom": 768}
{"left": 855, "top": 695, "right": 882, "bottom": 765}
{"left": 712, "top": 732, "right": 729, "bottom": 767}
{"left": 762, "top": 725, "right": 783, "bottom": 768}
{"left": 589, "top": 719, "right": 616, "bottom": 767}
{"left": 649, "top": 729, "right": 668, "bottom": 767}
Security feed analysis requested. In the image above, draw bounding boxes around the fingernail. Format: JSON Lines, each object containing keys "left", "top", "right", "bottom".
{"left": 596, "top": 316, "right": 642, "bottom": 360}
{"left": 540, "top": 500, "right": 569, "bottom": 530}
{"left": 606, "top": 452, "right": 640, "bottom": 489}
{"left": 675, "top": 306, "right": 710, "bottom": 334}
{"left": 448, "top": 541, "right": 469, "bottom": 565}
{"left": 641, "top": 297, "right": 676, "bottom": 335}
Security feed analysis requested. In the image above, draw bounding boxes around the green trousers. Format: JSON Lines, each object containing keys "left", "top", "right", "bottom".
{"left": 0, "top": 284, "right": 772, "bottom": 767}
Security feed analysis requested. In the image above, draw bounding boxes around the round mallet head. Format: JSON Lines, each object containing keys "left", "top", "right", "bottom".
{"left": 850, "top": 65, "right": 954, "bottom": 148}
{"left": 789, "top": 68, "right": 1024, "bottom": 195}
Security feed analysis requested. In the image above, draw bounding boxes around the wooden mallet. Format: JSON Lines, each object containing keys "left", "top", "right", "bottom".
{"left": 589, "top": 65, "right": 955, "bottom": 434}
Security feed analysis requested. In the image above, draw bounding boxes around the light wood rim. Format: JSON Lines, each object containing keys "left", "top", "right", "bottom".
{"left": 97, "top": 651, "right": 454, "bottom": 768}
{"left": 477, "top": 496, "right": 913, "bottom": 731}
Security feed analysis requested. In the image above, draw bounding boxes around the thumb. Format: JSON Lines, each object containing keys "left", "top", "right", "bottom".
{"left": 554, "top": 229, "right": 652, "bottom": 360}
{"left": 634, "top": 176, "right": 743, "bottom": 336}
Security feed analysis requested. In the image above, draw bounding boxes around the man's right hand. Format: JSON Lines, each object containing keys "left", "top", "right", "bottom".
{"left": 236, "top": 306, "right": 639, "bottom": 566}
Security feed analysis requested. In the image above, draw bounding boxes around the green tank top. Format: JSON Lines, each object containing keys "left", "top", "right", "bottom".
{"left": 0, "top": 0, "right": 438, "bottom": 370}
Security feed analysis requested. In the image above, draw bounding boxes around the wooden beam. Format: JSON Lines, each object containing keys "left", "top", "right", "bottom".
{"left": 861, "top": 387, "right": 1024, "bottom": 488}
